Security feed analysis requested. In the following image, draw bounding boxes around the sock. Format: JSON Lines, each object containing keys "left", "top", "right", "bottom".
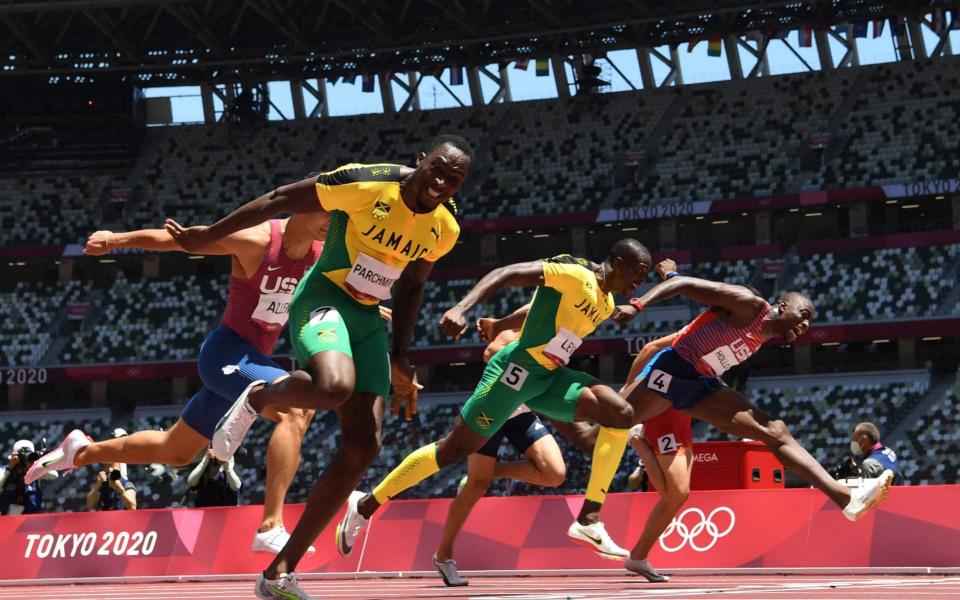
{"left": 372, "top": 442, "right": 440, "bottom": 504}
{"left": 584, "top": 427, "right": 630, "bottom": 505}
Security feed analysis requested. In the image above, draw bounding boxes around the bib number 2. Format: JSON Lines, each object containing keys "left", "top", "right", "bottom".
{"left": 658, "top": 433, "right": 678, "bottom": 454}
{"left": 500, "top": 363, "right": 529, "bottom": 391}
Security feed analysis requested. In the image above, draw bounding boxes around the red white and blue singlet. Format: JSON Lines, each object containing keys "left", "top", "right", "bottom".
{"left": 672, "top": 302, "right": 770, "bottom": 377}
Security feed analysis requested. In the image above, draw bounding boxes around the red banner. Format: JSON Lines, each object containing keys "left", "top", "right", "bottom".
{"left": 0, "top": 486, "right": 957, "bottom": 582}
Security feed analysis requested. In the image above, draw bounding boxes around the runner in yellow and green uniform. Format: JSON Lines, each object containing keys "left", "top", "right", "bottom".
{"left": 335, "top": 239, "right": 653, "bottom": 565}
{"left": 166, "top": 135, "right": 473, "bottom": 600}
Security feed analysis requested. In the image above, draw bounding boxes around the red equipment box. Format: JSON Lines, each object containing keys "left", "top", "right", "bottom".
{"left": 689, "top": 440, "right": 785, "bottom": 490}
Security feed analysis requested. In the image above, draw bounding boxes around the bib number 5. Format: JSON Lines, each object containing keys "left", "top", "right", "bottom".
{"left": 500, "top": 363, "right": 529, "bottom": 391}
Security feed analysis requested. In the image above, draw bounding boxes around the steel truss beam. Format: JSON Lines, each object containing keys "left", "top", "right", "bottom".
{"left": 0, "top": 0, "right": 951, "bottom": 88}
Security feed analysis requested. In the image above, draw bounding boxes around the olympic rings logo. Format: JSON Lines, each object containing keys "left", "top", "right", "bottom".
{"left": 658, "top": 506, "right": 736, "bottom": 553}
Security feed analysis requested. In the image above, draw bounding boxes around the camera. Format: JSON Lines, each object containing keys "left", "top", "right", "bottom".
{"left": 16, "top": 448, "right": 40, "bottom": 465}
{"left": 109, "top": 469, "right": 123, "bottom": 482}
{"left": 830, "top": 456, "right": 861, "bottom": 480}
{"left": 11, "top": 439, "right": 45, "bottom": 473}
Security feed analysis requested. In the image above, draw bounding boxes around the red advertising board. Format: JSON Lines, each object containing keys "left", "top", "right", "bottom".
{"left": 689, "top": 441, "right": 784, "bottom": 490}
{"left": 0, "top": 486, "right": 958, "bottom": 582}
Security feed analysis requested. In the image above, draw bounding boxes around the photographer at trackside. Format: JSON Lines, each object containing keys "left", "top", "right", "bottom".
{"left": 0, "top": 440, "right": 57, "bottom": 515}
{"left": 87, "top": 462, "right": 137, "bottom": 511}
{"left": 188, "top": 448, "right": 242, "bottom": 507}
{"left": 850, "top": 422, "right": 903, "bottom": 486}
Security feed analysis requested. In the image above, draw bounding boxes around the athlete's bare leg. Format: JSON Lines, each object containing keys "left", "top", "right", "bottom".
{"left": 248, "top": 349, "right": 355, "bottom": 413}
{"left": 263, "top": 391, "right": 383, "bottom": 579}
{"left": 493, "top": 434, "right": 566, "bottom": 487}
{"left": 630, "top": 445, "right": 692, "bottom": 560}
{"left": 685, "top": 387, "right": 851, "bottom": 507}
{"left": 258, "top": 405, "right": 314, "bottom": 532}
{"left": 436, "top": 454, "right": 495, "bottom": 562}
{"left": 548, "top": 419, "right": 598, "bottom": 454}
{"left": 73, "top": 418, "right": 207, "bottom": 467}
{"left": 621, "top": 378, "right": 674, "bottom": 425}
{"left": 572, "top": 381, "right": 635, "bottom": 428}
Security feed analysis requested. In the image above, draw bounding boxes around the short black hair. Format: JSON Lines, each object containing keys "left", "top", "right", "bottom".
{"left": 427, "top": 134, "right": 474, "bottom": 160}
{"left": 780, "top": 290, "right": 815, "bottom": 316}
{"left": 607, "top": 238, "right": 651, "bottom": 265}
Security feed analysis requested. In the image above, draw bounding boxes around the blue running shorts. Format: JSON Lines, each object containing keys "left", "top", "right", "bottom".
{"left": 181, "top": 324, "right": 289, "bottom": 439}
{"left": 634, "top": 347, "right": 728, "bottom": 410}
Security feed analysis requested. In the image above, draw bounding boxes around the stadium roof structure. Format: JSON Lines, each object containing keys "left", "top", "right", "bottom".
{"left": 0, "top": 0, "right": 950, "bottom": 85}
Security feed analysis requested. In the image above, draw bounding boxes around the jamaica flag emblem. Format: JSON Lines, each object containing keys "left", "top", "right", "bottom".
{"left": 372, "top": 198, "right": 391, "bottom": 221}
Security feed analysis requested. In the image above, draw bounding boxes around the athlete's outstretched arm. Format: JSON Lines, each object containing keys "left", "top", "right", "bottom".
{"left": 84, "top": 227, "right": 259, "bottom": 258}
{"left": 166, "top": 176, "right": 325, "bottom": 251}
{"left": 477, "top": 302, "right": 531, "bottom": 342}
{"left": 622, "top": 277, "right": 765, "bottom": 328}
{"left": 494, "top": 303, "right": 531, "bottom": 333}
{"left": 439, "top": 261, "right": 544, "bottom": 339}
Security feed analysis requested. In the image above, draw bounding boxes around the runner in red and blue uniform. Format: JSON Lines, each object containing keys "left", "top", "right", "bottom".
{"left": 611, "top": 268, "right": 893, "bottom": 523}
{"left": 27, "top": 215, "right": 327, "bottom": 554}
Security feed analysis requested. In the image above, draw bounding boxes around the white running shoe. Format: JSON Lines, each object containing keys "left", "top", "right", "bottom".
{"left": 252, "top": 526, "right": 316, "bottom": 554}
{"left": 24, "top": 429, "right": 92, "bottom": 485}
{"left": 255, "top": 572, "right": 315, "bottom": 600}
{"left": 335, "top": 490, "right": 369, "bottom": 556}
{"left": 625, "top": 557, "right": 670, "bottom": 582}
{"left": 842, "top": 469, "right": 894, "bottom": 521}
{"left": 212, "top": 379, "right": 265, "bottom": 461}
{"left": 566, "top": 520, "right": 629, "bottom": 560}
{"left": 433, "top": 553, "right": 469, "bottom": 587}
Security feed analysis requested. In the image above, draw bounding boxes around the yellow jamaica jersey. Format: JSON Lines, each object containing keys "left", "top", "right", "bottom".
{"left": 310, "top": 163, "right": 460, "bottom": 305}
{"left": 517, "top": 255, "right": 614, "bottom": 370}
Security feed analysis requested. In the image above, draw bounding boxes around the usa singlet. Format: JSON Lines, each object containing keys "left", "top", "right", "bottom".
{"left": 221, "top": 219, "right": 323, "bottom": 355}
{"left": 672, "top": 302, "right": 771, "bottom": 377}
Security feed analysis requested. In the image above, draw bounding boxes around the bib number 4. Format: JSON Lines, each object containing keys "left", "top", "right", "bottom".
{"left": 647, "top": 369, "right": 673, "bottom": 393}
{"left": 500, "top": 363, "right": 529, "bottom": 391}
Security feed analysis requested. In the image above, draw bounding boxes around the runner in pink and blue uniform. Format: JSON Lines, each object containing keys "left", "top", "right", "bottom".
{"left": 27, "top": 215, "right": 326, "bottom": 554}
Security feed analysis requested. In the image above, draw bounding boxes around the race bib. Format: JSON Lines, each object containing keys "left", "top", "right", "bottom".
{"left": 542, "top": 327, "right": 582, "bottom": 367}
{"left": 251, "top": 292, "right": 293, "bottom": 327}
{"left": 308, "top": 306, "right": 341, "bottom": 327}
{"left": 658, "top": 433, "right": 679, "bottom": 454}
{"left": 344, "top": 253, "right": 403, "bottom": 301}
{"left": 500, "top": 363, "right": 529, "bottom": 391}
{"left": 647, "top": 369, "right": 673, "bottom": 392}
{"left": 700, "top": 338, "right": 751, "bottom": 375}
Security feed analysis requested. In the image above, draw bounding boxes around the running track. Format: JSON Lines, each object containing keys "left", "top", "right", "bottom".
{"left": 2, "top": 574, "right": 959, "bottom": 599}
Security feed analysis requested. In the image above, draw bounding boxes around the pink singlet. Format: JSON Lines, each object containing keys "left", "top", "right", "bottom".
{"left": 221, "top": 219, "right": 323, "bottom": 355}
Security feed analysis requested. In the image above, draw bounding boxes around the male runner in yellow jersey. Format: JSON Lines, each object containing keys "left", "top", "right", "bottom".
{"left": 432, "top": 310, "right": 598, "bottom": 586}
{"left": 167, "top": 135, "right": 473, "bottom": 600}
{"left": 333, "top": 240, "right": 653, "bottom": 565}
